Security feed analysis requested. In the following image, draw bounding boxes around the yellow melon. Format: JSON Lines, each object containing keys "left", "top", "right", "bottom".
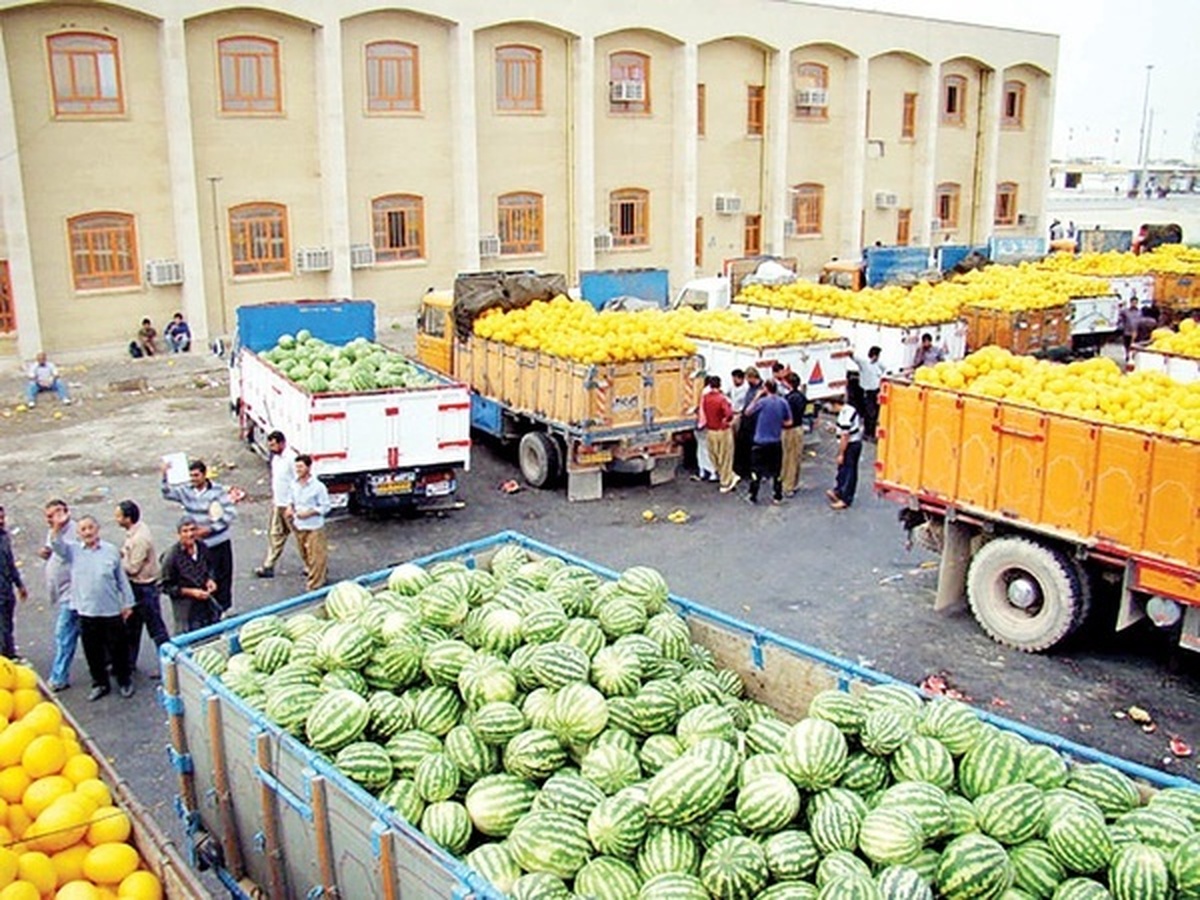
{"left": 82, "top": 843, "right": 139, "bottom": 885}
{"left": 20, "top": 703, "right": 62, "bottom": 737}
{"left": 0, "top": 724, "right": 36, "bottom": 769}
{"left": 15, "top": 851, "right": 53, "bottom": 896}
{"left": 50, "top": 844, "right": 90, "bottom": 885}
{"left": 22, "top": 734, "right": 67, "bottom": 779}
{"left": 62, "top": 755, "right": 99, "bottom": 786}
{"left": 116, "top": 870, "right": 163, "bottom": 900}
{"left": 0, "top": 879, "right": 38, "bottom": 900}
{"left": 21, "top": 775, "right": 72, "bottom": 819}
{"left": 51, "top": 882, "right": 100, "bottom": 900}
{"left": 85, "top": 807, "right": 130, "bottom": 846}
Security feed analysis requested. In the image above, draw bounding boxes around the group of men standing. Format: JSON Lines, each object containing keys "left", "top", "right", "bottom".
{"left": 0, "top": 429, "right": 330, "bottom": 702}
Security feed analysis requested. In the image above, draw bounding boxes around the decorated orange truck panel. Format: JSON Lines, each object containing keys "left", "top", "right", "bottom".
{"left": 961, "top": 303, "right": 1072, "bottom": 355}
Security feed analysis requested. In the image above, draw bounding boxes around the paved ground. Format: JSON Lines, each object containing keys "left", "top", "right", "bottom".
{"left": 0, "top": 344, "right": 1197, "bottom": 893}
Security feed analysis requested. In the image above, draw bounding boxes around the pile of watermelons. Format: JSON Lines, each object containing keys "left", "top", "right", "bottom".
{"left": 259, "top": 330, "right": 437, "bottom": 394}
{"left": 190, "top": 546, "right": 1200, "bottom": 900}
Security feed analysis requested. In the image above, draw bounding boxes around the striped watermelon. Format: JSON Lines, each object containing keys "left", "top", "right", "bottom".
{"left": 421, "top": 639, "right": 474, "bottom": 686}
{"left": 638, "top": 824, "right": 702, "bottom": 878}
{"left": 685, "top": 737, "right": 741, "bottom": 774}
{"left": 378, "top": 777, "right": 424, "bottom": 823}
{"left": 908, "top": 849, "right": 940, "bottom": 885}
{"left": 413, "top": 752, "right": 460, "bottom": 802}
{"left": 549, "top": 681, "right": 610, "bottom": 744}
{"left": 1065, "top": 764, "right": 1139, "bottom": 819}
{"left": 758, "top": 884, "right": 819, "bottom": 900}
{"left": 316, "top": 622, "right": 375, "bottom": 671}
{"left": 530, "top": 641, "right": 592, "bottom": 688}
{"left": 321, "top": 668, "right": 368, "bottom": 696}
{"left": 333, "top": 740, "right": 393, "bottom": 791}
{"left": 647, "top": 755, "right": 729, "bottom": 827}
{"left": 944, "top": 793, "right": 979, "bottom": 838}
{"left": 508, "top": 809, "right": 594, "bottom": 878}
{"left": 581, "top": 743, "right": 642, "bottom": 795}
{"left": 879, "top": 782, "right": 952, "bottom": 842}
{"left": 444, "top": 724, "right": 496, "bottom": 784}
{"left": 645, "top": 613, "right": 693, "bottom": 661}
{"left": 305, "top": 689, "right": 370, "bottom": 752}
{"left": 814, "top": 875, "right": 881, "bottom": 899}
{"left": 739, "top": 752, "right": 786, "bottom": 786}
{"left": 808, "top": 690, "right": 867, "bottom": 735}
{"left": 466, "top": 842, "right": 522, "bottom": 894}
{"left": 238, "top": 615, "right": 286, "bottom": 653}
{"left": 862, "top": 682, "right": 924, "bottom": 714}
{"left": 763, "top": 829, "right": 820, "bottom": 881}
{"left": 592, "top": 646, "right": 645, "bottom": 698}
{"left": 1170, "top": 832, "right": 1200, "bottom": 898}
{"left": 809, "top": 787, "right": 869, "bottom": 822}
{"left": 597, "top": 595, "right": 650, "bottom": 639}
{"left": 534, "top": 772, "right": 606, "bottom": 822}
{"left": 252, "top": 635, "right": 293, "bottom": 674}
{"left": 587, "top": 791, "right": 649, "bottom": 858}
{"left": 417, "top": 581, "right": 469, "bottom": 629}
{"left": 676, "top": 703, "right": 737, "bottom": 749}
{"left": 504, "top": 728, "right": 567, "bottom": 781}
{"left": 268, "top": 661, "right": 323, "bottom": 691}
{"left": 522, "top": 607, "right": 569, "bottom": 644}
{"left": 699, "top": 835, "right": 769, "bottom": 900}
{"left": 1112, "top": 806, "right": 1194, "bottom": 852}
{"left": 614, "top": 633, "right": 665, "bottom": 667}
{"left": 464, "top": 773, "right": 537, "bottom": 836}
{"left": 283, "top": 612, "right": 325, "bottom": 641}
{"left": 809, "top": 800, "right": 862, "bottom": 855}
{"left": 1050, "top": 878, "right": 1114, "bottom": 899}
{"left": 677, "top": 668, "right": 725, "bottom": 709}
{"left": 840, "top": 752, "right": 891, "bottom": 795}
{"left": 700, "top": 810, "right": 745, "bottom": 848}
{"left": 387, "top": 562, "right": 433, "bottom": 596}
{"left": 636, "top": 872, "right": 709, "bottom": 899}
{"left": 478, "top": 606, "right": 524, "bottom": 655}
{"left": 191, "top": 646, "right": 228, "bottom": 677}
{"left": 457, "top": 655, "right": 518, "bottom": 709}
{"left": 264, "top": 683, "right": 323, "bottom": 736}
{"left": 936, "top": 832, "right": 1014, "bottom": 900}
{"left": 617, "top": 566, "right": 670, "bottom": 613}
{"left": 363, "top": 640, "right": 424, "bottom": 691}
{"left": 639, "top": 734, "right": 685, "bottom": 775}
{"left": 633, "top": 682, "right": 684, "bottom": 735}
{"left": 594, "top": 727, "right": 639, "bottom": 755}
{"left": 1149, "top": 787, "right": 1200, "bottom": 828}
{"left": 1021, "top": 744, "right": 1070, "bottom": 791}
{"left": 324, "top": 580, "right": 373, "bottom": 621}
{"left": 874, "top": 865, "right": 932, "bottom": 900}
{"left": 958, "top": 733, "right": 1028, "bottom": 800}
{"left": 522, "top": 687, "right": 556, "bottom": 730}
{"left": 861, "top": 707, "right": 917, "bottom": 757}
{"left": 510, "top": 872, "right": 570, "bottom": 900}
{"left": 574, "top": 856, "right": 643, "bottom": 900}
{"left": 918, "top": 699, "right": 984, "bottom": 756}
{"left": 889, "top": 735, "right": 955, "bottom": 790}
{"left": 1107, "top": 842, "right": 1170, "bottom": 900}
{"left": 974, "top": 783, "right": 1045, "bottom": 845}
{"left": 384, "top": 729, "right": 443, "bottom": 775}
{"left": 780, "top": 719, "right": 849, "bottom": 791}
{"left": 816, "top": 851, "right": 873, "bottom": 887}
{"left": 420, "top": 800, "right": 472, "bottom": 854}
{"left": 858, "top": 806, "right": 924, "bottom": 866}
{"left": 470, "top": 701, "right": 527, "bottom": 745}
{"left": 1009, "top": 840, "right": 1067, "bottom": 898}
{"left": 735, "top": 772, "right": 801, "bottom": 834}
{"left": 1045, "top": 808, "right": 1113, "bottom": 875}
{"left": 558, "top": 617, "right": 607, "bottom": 659}
{"left": 411, "top": 684, "right": 463, "bottom": 736}
{"left": 746, "top": 718, "right": 790, "bottom": 755}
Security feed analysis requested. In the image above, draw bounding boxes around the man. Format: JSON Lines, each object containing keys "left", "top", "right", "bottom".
{"left": 42, "top": 499, "right": 79, "bottom": 692}
{"left": 135, "top": 318, "right": 158, "bottom": 357}
{"left": 256, "top": 431, "right": 298, "bottom": 578}
{"left": 160, "top": 517, "right": 220, "bottom": 635}
{"left": 700, "top": 376, "right": 739, "bottom": 494}
{"left": 0, "top": 506, "right": 28, "bottom": 660}
{"left": 161, "top": 459, "right": 236, "bottom": 614}
{"left": 115, "top": 500, "right": 169, "bottom": 676}
{"left": 692, "top": 380, "right": 716, "bottom": 483}
{"left": 164, "top": 313, "right": 192, "bottom": 353}
{"left": 854, "top": 345, "right": 886, "bottom": 441}
{"left": 780, "top": 373, "right": 807, "bottom": 497}
{"left": 25, "top": 352, "right": 71, "bottom": 407}
{"left": 288, "top": 455, "right": 331, "bottom": 592}
{"left": 827, "top": 397, "right": 865, "bottom": 510}
{"left": 1117, "top": 297, "right": 1140, "bottom": 361}
{"left": 744, "top": 379, "right": 792, "bottom": 505}
{"left": 913, "top": 334, "right": 945, "bottom": 370}
{"left": 733, "top": 367, "right": 763, "bottom": 478}
{"left": 727, "top": 369, "right": 749, "bottom": 411}
{"left": 49, "top": 514, "right": 135, "bottom": 701}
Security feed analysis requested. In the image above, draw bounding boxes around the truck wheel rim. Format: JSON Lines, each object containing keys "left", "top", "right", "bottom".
{"left": 1005, "top": 575, "right": 1040, "bottom": 611}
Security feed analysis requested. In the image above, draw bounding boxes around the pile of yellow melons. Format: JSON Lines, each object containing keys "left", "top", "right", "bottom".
{"left": 668, "top": 308, "right": 837, "bottom": 347}
{"left": 738, "top": 281, "right": 963, "bottom": 327}
{"left": 1147, "top": 318, "right": 1200, "bottom": 359}
{"left": 1038, "top": 245, "right": 1200, "bottom": 277}
{"left": 0, "top": 659, "right": 162, "bottom": 900}
{"left": 913, "top": 347, "right": 1200, "bottom": 440}
{"left": 949, "top": 263, "right": 1110, "bottom": 310}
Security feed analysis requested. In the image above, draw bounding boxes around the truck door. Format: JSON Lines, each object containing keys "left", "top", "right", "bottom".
{"left": 416, "top": 295, "right": 453, "bottom": 376}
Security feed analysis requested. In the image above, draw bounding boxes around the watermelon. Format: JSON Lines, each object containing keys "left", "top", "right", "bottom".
{"left": 588, "top": 790, "right": 649, "bottom": 858}
{"left": 735, "top": 772, "right": 800, "bottom": 834}
{"left": 384, "top": 729, "right": 443, "bottom": 775}
{"left": 421, "top": 639, "right": 474, "bottom": 686}
{"left": 191, "top": 646, "right": 228, "bottom": 677}
{"left": 958, "top": 733, "right": 1028, "bottom": 800}
{"left": 780, "top": 719, "right": 849, "bottom": 791}
{"left": 420, "top": 800, "right": 472, "bottom": 854}
{"left": 1009, "top": 840, "right": 1067, "bottom": 898}
{"left": 1149, "top": 787, "right": 1200, "bottom": 828}
{"left": 840, "top": 752, "right": 891, "bottom": 795}
{"left": 1045, "top": 808, "right": 1113, "bottom": 875}
{"left": 700, "top": 810, "right": 745, "bottom": 848}
{"left": 320, "top": 668, "right": 368, "bottom": 696}
{"left": 809, "top": 800, "right": 862, "bottom": 855}
{"left": 676, "top": 703, "right": 737, "bottom": 749}
{"left": 559, "top": 617, "right": 607, "bottom": 659}
{"left": 1021, "top": 744, "right": 1070, "bottom": 791}
{"left": 637, "top": 824, "right": 701, "bottom": 878}
{"left": 918, "top": 698, "right": 984, "bottom": 756}
{"left": 530, "top": 642, "right": 592, "bottom": 688}
{"left": 238, "top": 615, "right": 286, "bottom": 653}
{"left": 582, "top": 743, "right": 643, "bottom": 795}
{"left": 504, "top": 729, "right": 567, "bottom": 781}
{"left": 759, "top": 884, "right": 819, "bottom": 900}
{"left": 305, "top": 689, "right": 369, "bottom": 752}
{"left": 413, "top": 752, "right": 460, "bottom": 802}
{"left": 1065, "top": 764, "right": 1139, "bottom": 819}
{"left": 816, "top": 850, "right": 873, "bottom": 887}
{"left": 387, "top": 562, "right": 433, "bottom": 596}
{"left": 637, "top": 872, "right": 709, "bottom": 899}
{"left": 1050, "top": 878, "right": 1113, "bottom": 899}
{"left": 333, "top": 740, "right": 393, "bottom": 790}
{"left": 936, "top": 832, "right": 1014, "bottom": 900}
{"left": 457, "top": 656, "right": 518, "bottom": 709}
{"left": 875, "top": 865, "right": 932, "bottom": 900}
{"left": 974, "top": 783, "right": 1045, "bottom": 846}
{"left": 549, "top": 681, "right": 610, "bottom": 744}
{"left": 252, "top": 635, "right": 292, "bottom": 674}
{"left": 464, "top": 773, "right": 537, "bottom": 837}
{"left": 699, "top": 835, "right": 769, "bottom": 900}
{"left": 597, "top": 595, "right": 650, "bottom": 639}
{"left": 363, "top": 641, "right": 424, "bottom": 692}
{"left": 315, "top": 621, "right": 375, "bottom": 671}
{"left": 639, "top": 734, "right": 685, "bottom": 775}
{"left": 890, "top": 735, "right": 955, "bottom": 790}
{"left": 617, "top": 566, "right": 670, "bottom": 613}
{"left": 264, "top": 683, "right": 322, "bottom": 736}
{"left": 746, "top": 718, "right": 790, "bottom": 755}
{"left": 1112, "top": 806, "right": 1193, "bottom": 852}
{"left": 647, "top": 755, "right": 729, "bottom": 827}
{"left": 418, "top": 581, "right": 469, "bottom": 629}
{"left": 466, "top": 843, "right": 522, "bottom": 894}
{"left": 378, "top": 777, "right": 424, "bottom": 823}
{"left": 807, "top": 690, "right": 866, "bottom": 735}
{"left": 575, "top": 856, "right": 643, "bottom": 900}
{"left": 633, "top": 682, "right": 684, "bottom": 735}
{"left": 324, "top": 580, "right": 373, "bottom": 621}
{"left": 857, "top": 806, "right": 924, "bottom": 866}
{"left": 814, "top": 875, "right": 881, "bottom": 898}
{"left": 443, "top": 724, "right": 495, "bottom": 784}
{"left": 764, "top": 829, "right": 820, "bottom": 881}
{"left": 879, "top": 781, "right": 952, "bottom": 842}
{"left": 470, "top": 701, "right": 527, "bottom": 745}
{"left": 409, "top": 684, "right": 463, "bottom": 736}
{"left": 508, "top": 809, "right": 593, "bottom": 879}
{"left": 740, "top": 752, "right": 786, "bottom": 786}
{"left": 1107, "top": 842, "right": 1170, "bottom": 900}
{"left": 860, "top": 707, "right": 916, "bottom": 757}
{"left": 534, "top": 772, "right": 606, "bottom": 822}
{"left": 1170, "top": 832, "right": 1200, "bottom": 898}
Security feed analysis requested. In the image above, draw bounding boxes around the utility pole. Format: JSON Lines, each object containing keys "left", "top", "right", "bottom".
{"left": 1136, "top": 65, "right": 1153, "bottom": 192}
{"left": 207, "top": 175, "right": 228, "bottom": 335}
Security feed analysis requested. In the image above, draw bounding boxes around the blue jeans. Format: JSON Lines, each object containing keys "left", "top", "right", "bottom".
{"left": 26, "top": 380, "right": 69, "bottom": 403}
{"left": 49, "top": 603, "right": 80, "bottom": 688}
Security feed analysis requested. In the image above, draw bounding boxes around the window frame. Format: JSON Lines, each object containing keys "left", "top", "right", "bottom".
{"left": 497, "top": 192, "right": 544, "bottom": 256}
{"left": 941, "top": 74, "right": 966, "bottom": 126}
{"left": 371, "top": 194, "right": 426, "bottom": 262}
{"left": 697, "top": 83, "right": 706, "bottom": 137}
{"left": 936, "top": 183, "right": 961, "bottom": 230}
{"left": 901, "top": 92, "right": 917, "bottom": 139}
{"left": 495, "top": 44, "right": 542, "bottom": 113}
{"left": 609, "top": 50, "right": 650, "bottom": 115}
{"left": 746, "top": 84, "right": 765, "bottom": 136}
{"left": 228, "top": 202, "right": 290, "bottom": 277}
{"left": 791, "top": 183, "right": 824, "bottom": 236}
{"left": 609, "top": 188, "right": 650, "bottom": 249}
{"left": 793, "top": 61, "right": 829, "bottom": 121}
{"left": 218, "top": 35, "right": 282, "bottom": 115}
{"left": 744, "top": 214, "right": 762, "bottom": 256}
{"left": 896, "top": 208, "right": 912, "bottom": 246}
{"left": 47, "top": 32, "right": 124, "bottom": 117}
{"left": 695, "top": 216, "right": 704, "bottom": 268}
{"left": 994, "top": 182, "right": 1018, "bottom": 226}
{"left": 67, "top": 211, "right": 139, "bottom": 291}
{"left": 365, "top": 40, "right": 420, "bottom": 113}
{"left": 1002, "top": 80, "right": 1025, "bottom": 129}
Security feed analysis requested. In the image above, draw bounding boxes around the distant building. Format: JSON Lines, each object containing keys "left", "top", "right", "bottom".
{"left": 0, "top": 0, "right": 1056, "bottom": 356}
{"left": 1050, "top": 161, "right": 1200, "bottom": 196}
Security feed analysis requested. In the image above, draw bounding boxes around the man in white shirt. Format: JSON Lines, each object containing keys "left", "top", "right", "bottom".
{"left": 827, "top": 398, "right": 865, "bottom": 510}
{"left": 854, "top": 345, "right": 886, "bottom": 441}
{"left": 255, "top": 431, "right": 297, "bottom": 579}
{"left": 25, "top": 352, "right": 71, "bottom": 407}
{"left": 287, "top": 454, "right": 331, "bottom": 592}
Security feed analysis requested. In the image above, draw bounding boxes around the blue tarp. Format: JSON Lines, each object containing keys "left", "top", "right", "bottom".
{"left": 579, "top": 268, "right": 670, "bottom": 309}
{"left": 864, "top": 246, "right": 932, "bottom": 287}
{"left": 235, "top": 300, "right": 376, "bottom": 353}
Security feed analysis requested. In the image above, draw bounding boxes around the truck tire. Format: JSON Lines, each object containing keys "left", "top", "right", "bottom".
{"left": 966, "top": 536, "right": 1085, "bottom": 653}
{"left": 518, "top": 432, "right": 561, "bottom": 488}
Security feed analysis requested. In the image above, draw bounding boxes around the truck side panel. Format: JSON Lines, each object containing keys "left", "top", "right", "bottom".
{"left": 878, "top": 381, "right": 1200, "bottom": 575}
{"left": 236, "top": 300, "right": 377, "bottom": 353}
{"left": 690, "top": 337, "right": 852, "bottom": 403}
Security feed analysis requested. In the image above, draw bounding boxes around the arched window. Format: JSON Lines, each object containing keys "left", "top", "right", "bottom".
{"left": 1002, "top": 80, "right": 1026, "bottom": 129}
{"left": 47, "top": 32, "right": 123, "bottom": 116}
{"left": 609, "top": 188, "right": 650, "bottom": 247}
{"left": 793, "top": 62, "right": 828, "bottom": 120}
{"left": 229, "top": 202, "right": 289, "bottom": 275}
{"left": 218, "top": 36, "right": 281, "bottom": 114}
{"left": 498, "top": 192, "right": 544, "bottom": 255}
{"left": 372, "top": 194, "right": 425, "bottom": 261}
{"left": 941, "top": 74, "right": 966, "bottom": 126}
{"left": 995, "top": 182, "right": 1019, "bottom": 226}
{"left": 366, "top": 41, "right": 419, "bottom": 112}
{"left": 791, "top": 184, "right": 824, "bottom": 235}
{"left": 67, "top": 212, "right": 138, "bottom": 290}
{"left": 495, "top": 45, "right": 542, "bottom": 112}
{"left": 936, "top": 183, "right": 961, "bottom": 229}
{"left": 609, "top": 51, "right": 650, "bottom": 114}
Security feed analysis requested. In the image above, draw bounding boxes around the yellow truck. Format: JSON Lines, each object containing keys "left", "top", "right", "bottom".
{"left": 875, "top": 378, "right": 1200, "bottom": 653}
{"left": 416, "top": 286, "right": 699, "bottom": 501}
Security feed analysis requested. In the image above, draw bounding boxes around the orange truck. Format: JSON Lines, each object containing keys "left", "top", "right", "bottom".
{"left": 874, "top": 379, "right": 1200, "bottom": 653}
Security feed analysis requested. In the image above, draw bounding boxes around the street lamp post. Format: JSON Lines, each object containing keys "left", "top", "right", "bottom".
{"left": 1136, "top": 65, "right": 1154, "bottom": 194}
{"left": 207, "top": 175, "right": 228, "bottom": 335}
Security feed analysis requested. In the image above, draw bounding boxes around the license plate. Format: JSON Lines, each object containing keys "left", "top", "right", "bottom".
{"left": 425, "top": 480, "right": 454, "bottom": 497}
{"left": 369, "top": 474, "right": 414, "bottom": 495}
{"left": 329, "top": 493, "right": 350, "bottom": 509}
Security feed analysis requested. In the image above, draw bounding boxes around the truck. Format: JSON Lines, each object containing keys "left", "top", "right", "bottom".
{"left": 875, "top": 378, "right": 1200, "bottom": 653}
{"left": 672, "top": 256, "right": 798, "bottom": 311}
{"left": 960, "top": 302, "right": 1073, "bottom": 357}
{"left": 818, "top": 246, "right": 935, "bottom": 290}
{"left": 416, "top": 280, "right": 698, "bottom": 501}
{"left": 230, "top": 300, "right": 472, "bottom": 514}
{"left": 160, "top": 531, "right": 1195, "bottom": 900}
{"left": 1131, "top": 342, "right": 1200, "bottom": 383}
{"left": 688, "top": 334, "right": 852, "bottom": 403}
{"left": 579, "top": 267, "right": 670, "bottom": 309}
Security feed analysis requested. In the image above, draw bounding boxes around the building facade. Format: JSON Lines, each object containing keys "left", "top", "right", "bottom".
{"left": 0, "top": 1, "right": 1057, "bottom": 356}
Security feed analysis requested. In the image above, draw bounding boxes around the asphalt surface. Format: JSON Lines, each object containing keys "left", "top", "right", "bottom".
{"left": 1, "top": 346, "right": 1197, "bottom": 894}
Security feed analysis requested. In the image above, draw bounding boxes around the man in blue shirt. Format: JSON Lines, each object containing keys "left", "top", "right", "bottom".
{"left": 161, "top": 459, "right": 237, "bottom": 614}
{"left": 287, "top": 454, "right": 331, "bottom": 592}
{"left": 49, "top": 513, "right": 135, "bottom": 700}
{"left": 744, "top": 380, "right": 792, "bottom": 505}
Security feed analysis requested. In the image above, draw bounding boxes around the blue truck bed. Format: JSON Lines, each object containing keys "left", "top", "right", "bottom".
{"left": 235, "top": 300, "right": 376, "bottom": 353}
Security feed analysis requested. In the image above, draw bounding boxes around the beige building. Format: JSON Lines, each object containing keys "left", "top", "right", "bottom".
{"left": 0, "top": 1, "right": 1056, "bottom": 357}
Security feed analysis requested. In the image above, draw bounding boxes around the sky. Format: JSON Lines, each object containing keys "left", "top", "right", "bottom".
{"left": 805, "top": 0, "right": 1200, "bottom": 164}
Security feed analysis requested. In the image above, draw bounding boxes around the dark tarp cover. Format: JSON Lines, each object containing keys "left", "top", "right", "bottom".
{"left": 453, "top": 271, "right": 569, "bottom": 341}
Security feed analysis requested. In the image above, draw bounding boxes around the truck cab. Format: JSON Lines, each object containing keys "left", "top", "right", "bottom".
{"left": 819, "top": 259, "right": 866, "bottom": 290}
{"left": 416, "top": 290, "right": 454, "bottom": 376}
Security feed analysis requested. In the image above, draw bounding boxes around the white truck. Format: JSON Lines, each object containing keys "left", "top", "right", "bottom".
{"left": 1131, "top": 344, "right": 1200, "bottom": 383}
{"left": 689, "top": 335, "right": 852, "bottom": 402}
{"left": 230, "top": 300, "right": 472, "bottom": 514}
